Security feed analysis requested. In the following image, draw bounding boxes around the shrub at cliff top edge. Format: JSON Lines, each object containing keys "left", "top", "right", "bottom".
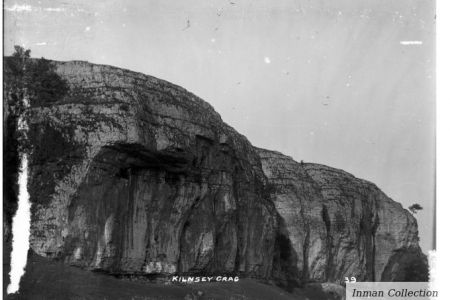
{"left": 4, "top": 45, "right": 69, "bottom": 107}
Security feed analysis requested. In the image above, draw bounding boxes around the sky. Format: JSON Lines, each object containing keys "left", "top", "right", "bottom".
{"left": 3, "top": 0, "right": 435, "bottom": 252}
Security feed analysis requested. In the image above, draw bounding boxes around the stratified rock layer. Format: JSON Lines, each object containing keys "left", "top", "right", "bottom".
{"left": 27, "top": 61, "right": 277, "bottom": 278}
{"left": 257, "top": 148, "right": 427, "bottom": 283}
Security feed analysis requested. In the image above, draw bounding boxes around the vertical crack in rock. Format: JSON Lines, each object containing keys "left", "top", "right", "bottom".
{"left": 321, "top": 204, "right": 333, "bottom": 280}
{"left": 7, "top": 155, "right": 31, "bottom": 294}
{"left": 302, "top": 222, "right": 310, "bottom": 280}
{"left": 371, "top": 214, "right": 379, "bottom": 281}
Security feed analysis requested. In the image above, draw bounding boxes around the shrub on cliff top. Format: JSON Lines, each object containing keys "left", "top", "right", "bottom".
{"left": 4, "top": 45, "right": 69, "bottom": 106}
{"left": 26, "top": 57, "right": 69, "bottom": 105}
{"left": 408, "top": 203, "right": 423, "bottom": 214}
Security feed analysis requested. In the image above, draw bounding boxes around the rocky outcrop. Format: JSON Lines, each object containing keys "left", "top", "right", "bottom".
{"left": 257, "top": 148, "right": 428, "bottom": 283}
{"left": 26, "top": 61, "right": 277, "bottom": 279}
{"left": 4, "top": 59, "right": 427, "bottom": 287}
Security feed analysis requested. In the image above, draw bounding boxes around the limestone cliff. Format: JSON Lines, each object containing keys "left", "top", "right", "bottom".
{"left": 26, "top": 61, "right": 277, "bottom": 279}
{"left": 4, "top": 59, "right": 427, "bottom": 287}
{"left": 257, "top": 148, "right": 428, "bottom": 283}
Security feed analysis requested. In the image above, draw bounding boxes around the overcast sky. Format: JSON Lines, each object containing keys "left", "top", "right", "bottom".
{"left": 4, "top": 0, "right": 435, "bottom": 252}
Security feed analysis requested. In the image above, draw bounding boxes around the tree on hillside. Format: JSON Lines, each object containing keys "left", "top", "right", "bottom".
{"left": 26, "top": 57, "right": 69, "bottom": 105}
{"left": 408, "top": 203, "right": 423, "bottom": 214}
{"left": 4, "top": 46, "right": 30, "bottom": 116}
{"left": 4, "top": 45, "right": 69, "bottom": 108}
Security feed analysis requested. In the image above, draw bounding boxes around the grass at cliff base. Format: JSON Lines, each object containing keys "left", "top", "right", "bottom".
{"left": 4, "top": 251, "right": 337, "bottom": 300}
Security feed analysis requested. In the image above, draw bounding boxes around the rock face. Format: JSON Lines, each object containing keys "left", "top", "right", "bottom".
{"left": 27, "top": 61, "right": 277, "bottom": 278}
{"left": 9, "top": 60, "right": 427, "bottom": 285}
{"left": 257, "top": 148, "right": 427, "bottom": 283}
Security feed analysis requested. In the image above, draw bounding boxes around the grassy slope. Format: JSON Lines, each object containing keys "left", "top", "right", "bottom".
{"left": 4, "top": 252, "right": 336, "bottom": 300}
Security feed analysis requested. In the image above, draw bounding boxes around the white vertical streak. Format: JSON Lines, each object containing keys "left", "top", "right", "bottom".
{"left": 7, "top": 97, "right": 30, "bottom": 294}
{"left": 7, "top": 154, "right": 31, "bottom": 294}
{"left": 428, "top": 250, "right": 437, "bottom": 290}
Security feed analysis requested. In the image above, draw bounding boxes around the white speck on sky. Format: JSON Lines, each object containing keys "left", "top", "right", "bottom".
{"left": 264, "top": 57, "right": 271, "bottom": 64}
{"left": 400, "top": 40, "right": 423, "bottom": 45}
{"left": 5, "top": 4, "right": 32, "bottom": 11}
{"left": 43, "top": 7, "right": 65, "bottom": 12}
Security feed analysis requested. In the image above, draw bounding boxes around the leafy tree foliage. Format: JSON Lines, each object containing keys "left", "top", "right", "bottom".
{"left": 27, "top": 57, "right": 69, "bottom": 105}
{"left": 408, "top": 203, "right": 423, "bottom": 214}
{"left": 4, "top": 46, "right": 30, "bottom": 115}
{"left": 4, "top": 45, "right": 69, "bottom": 107}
